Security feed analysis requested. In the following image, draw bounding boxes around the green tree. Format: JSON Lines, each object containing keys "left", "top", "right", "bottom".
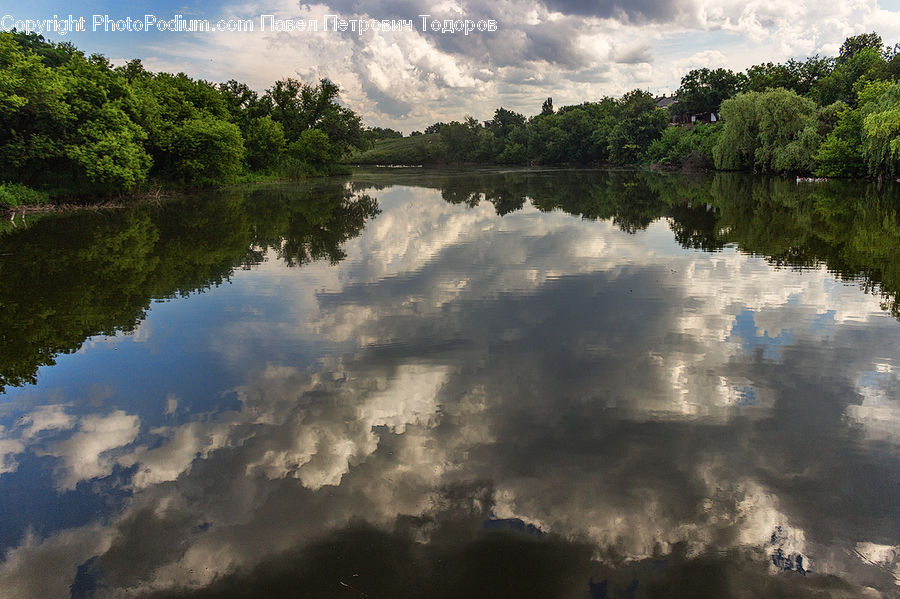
{"left": 541, "top": 97, "right": 554, "bottom": 115}
{"left": 0, "top": 34, "right": 151, "bottom": 193}
{"left": 839, "top": 32, "right": 884, "bottom": 63}
{"left": 440, "top": 117, "right": 482, "bottom": 162}
{"left": 287, "top": 128, "right": 334, "bottom": 170}
{"left": 675, "top": 68, "right": 747, "bottom": 117}
{"left": 172, "top": 116, "right": 244, "bottom": 184}
{"left": 245, "top": 116, "right": 285, "bottom": 171}
{"left": 814, "top": 47, "right": 886, "bottom": 106}
{"left": 489, "top": 107, "right": 526, "bottom": 140}
{"left": 262, "top": 77, "right": 365, "bottom": 162}
{"left": 714, "top": 88, "right": 819, "bottom": 172}
{"left": 606, "top": 90, "right": 668, "bottom": 165}
{"left": 814, "top": 102, "right": 866, "bottom": 177}
{"left": 859, "top": 81, "right": 900, "bottom": 177}
{"left": 745, "top": 62, "right": 800, "bottom": 93}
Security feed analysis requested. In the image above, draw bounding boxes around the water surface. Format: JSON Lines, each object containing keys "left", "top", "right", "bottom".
{"left": 0, "top": 170, "right": 898, "bottom": 598}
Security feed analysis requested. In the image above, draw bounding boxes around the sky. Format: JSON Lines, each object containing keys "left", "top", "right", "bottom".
{"left": 3, "top": 0, "right": 900, "bottom": 132}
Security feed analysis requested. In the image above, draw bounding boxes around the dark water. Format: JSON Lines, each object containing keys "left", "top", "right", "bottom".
{"left": 0, "top": 170, "right": 898, "bottom": 598}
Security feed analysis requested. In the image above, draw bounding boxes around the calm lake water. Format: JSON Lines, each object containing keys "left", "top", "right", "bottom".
{"left": 0, "top": 169, "right": 898, "bottom": 598}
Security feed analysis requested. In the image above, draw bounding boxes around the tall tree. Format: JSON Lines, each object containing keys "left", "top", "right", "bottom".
{"left": 675, "top": 68, "right": 747, "bottom": 117}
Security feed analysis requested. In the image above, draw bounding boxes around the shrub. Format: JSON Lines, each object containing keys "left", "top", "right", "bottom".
{"left": 0, "top": 182, "right": 50, "bottom": 207}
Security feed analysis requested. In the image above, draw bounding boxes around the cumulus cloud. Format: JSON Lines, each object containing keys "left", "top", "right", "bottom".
{"left": 19, "top": 405, "right": 76, "bottom": 439}
{"left": 62, "top": 0, "right": 895, "bottom": 129}
{"left": 41, "top": 411, "right": 140, "bottom": 491}
{"left": 0, "top": 434, "right": 24, "bottom": 475}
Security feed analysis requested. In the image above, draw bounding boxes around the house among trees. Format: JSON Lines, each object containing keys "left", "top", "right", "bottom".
{"left": 654, "top": 95, "right": 678, "bottom": 110}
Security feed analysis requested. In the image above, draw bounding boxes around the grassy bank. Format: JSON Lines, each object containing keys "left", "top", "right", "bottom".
{"left": 346, "top": 134, "right": 446, "bottom": 165}
{"left": 0, "top": 183, "right": 51, "bottom": 209}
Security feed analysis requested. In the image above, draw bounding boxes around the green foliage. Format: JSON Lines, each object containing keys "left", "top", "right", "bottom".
{"left": 714, "top": 89, "right": 819, "bottom": 172}
{"left": 643, "top": 123, "right": 721, "bottom": 168}
{"left": 675, "top": 68, "right": 747, "bottom": 116}
{"left": 424, "top": 122, "right": 446, "bottom": 135}
{"left": 363, "top": 126, "right": 403, "bottom": 143}
{"left": 814, "top": 102, "right": 865, "bottom": 177}
{"left": 839, "top": 32, "right": 884, "bottom": 63}
{"left": 6, "top": 28, "right": 900, "bottom": 185}
{"left": 0, "top": 33, "right": 151, "bottom": 194}
{"left": 815, "top": 81, "right": 900, "bottom": 177}
{"left": 261, "top": 78, "right": 365, "bottom": 158}
{"left": 0, "top": 33, "right": 371, "bottom": 195}
{"left": 0, "top": 182, "right": 50, "bottom": 207}
{"left": 859, "top": 81, "right": 900, "bottom": 176}
{"left": 606, "top": 90, "right": 669, "bottom": 164}
{"left": 245, "top": 116, "right": 286, "bottom": 171}
{"left": 283, "top": 128, "right": 335, "bottom": 177}
{"left": 172, "top": 117, "right": 244, "bottom": 185}
{"left": 489, "top": 108, "right": 526, "bottom": 139}
{"left": 440, "top": 117, "right": 482, "bottom": 162}
{"left": 541, "top": 97, "right": 554, "bottom": 115}
{"left": 218, "top": 79, "right": 261, "bottom": 131}
{"left": 745, "top": 62, "right": 800, "bottom": 93}
{"left": 814, "top": 47, "right": 887, "bottom": 106}
{"left": 346, "top": 134, "right": 446, "bottom": 165}
{"left": 522, "top": 91, "right": 667, "bottom": 166}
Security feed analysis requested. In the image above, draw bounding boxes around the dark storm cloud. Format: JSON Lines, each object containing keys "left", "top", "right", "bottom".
{"left": 364, "top": 85, "right": 415, "bottom": 117}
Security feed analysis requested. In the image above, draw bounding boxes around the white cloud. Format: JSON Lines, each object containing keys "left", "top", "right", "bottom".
{"left": 19, "top": 405, "right": 76, "bottom": 439}
{"left": 51, "top": 0, "right": 900, "bottom": 129}
{"left": 42, "top": 411, "right": 141, "bottom": 491}
{"left": 0, "top": 434, "right": 24, "bottom": 475}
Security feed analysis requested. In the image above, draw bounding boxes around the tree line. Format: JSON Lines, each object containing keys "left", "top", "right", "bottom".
{"left": 372, "top": 32, "right": 900, "bottom": 180}
{"left": 5, "top": 29, "right": 900, "bottom": 205}
{"left": 0, "top": 30, "right": 367, "bottom": 204}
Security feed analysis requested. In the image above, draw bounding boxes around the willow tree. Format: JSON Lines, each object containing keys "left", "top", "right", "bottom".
{"left": 714, "top": 88, "right": 819, "bottom": 172}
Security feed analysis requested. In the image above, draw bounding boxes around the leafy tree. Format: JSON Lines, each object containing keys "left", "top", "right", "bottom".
{"left": 0, "top": 34, "right": 151, "bottom": 193}
{"left": 675, "top": 68, "right": 747, "bottom": 117}
{"left": 792, "top": 56, "right": 836, "bottom": 96}
{"left": 218, "top": 79, "right": 262, "bottom": 132}
{"left": 440, "top": 117, "right": 482, "bottom": 162}
{"left": 859, "top": 81, "right": 900, "bottom": 176}
{"left": 541, "top": 97, "right": 554, "bottom": 115}
{"left": 245, "top": 116, "right": 285, "bottom": 171}
{"left": 262, "top": 77, "right": 364, "bottom": 160}
{"left": 745, "top": 62, "right": 800, "bottom": 93}
{"left": 171, "top": 116, "right": 244, "bottom": 184}
{"left": 424, "top": 122, "right": 446, "bottom": 135}
{"left": 839, "top": 32, "right": 884, "bottom": 63}
{"left": 606, "top": 90, "right": 668, "bottom": 164}
{"left": 643, "top": 122, "right": 721, "bottom": 168}
{"left": 0, "top": 33, "right": 69, "bottom": 177}
{"left": 489, "top": 107, "right": 526, "bottom": 139}
{"left": 714, "top": 88, "right": 819, "bottom": 172}
{"left": 286, "top": 128, "right": 335, "bottom": 171}
{"left": 363, "top": 126, "right": 403, "bottom": 142}
{"left": 814, "top": 47, "right": 887, "bottom": 106}
{"left": 814, "top": 102, "right": 866, "bottom": 177}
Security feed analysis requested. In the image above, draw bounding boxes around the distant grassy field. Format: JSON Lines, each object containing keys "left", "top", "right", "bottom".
{"left": 345, "top": 134, "right": 447, "bottom": 165}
